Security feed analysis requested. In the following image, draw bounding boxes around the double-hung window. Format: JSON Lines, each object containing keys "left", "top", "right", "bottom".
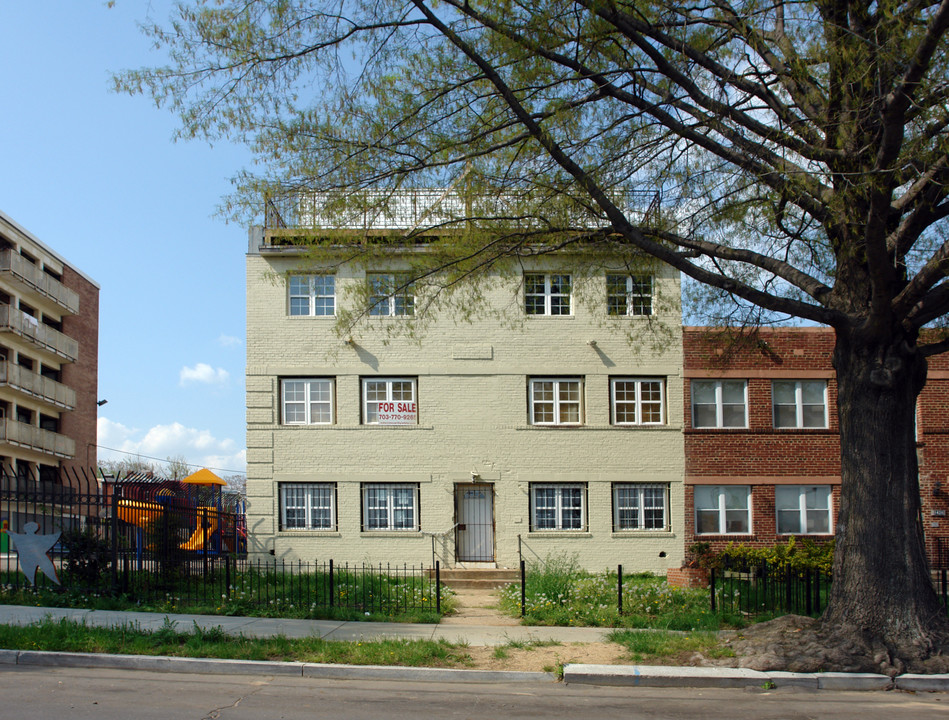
{"left": 772, "top": 380, "right": 827, "bottom": 429}
{"left": 531, "top": 483, "right": 586, "bottom": 531}
{"left": 524, "top": 273, "right": 572, "bottom": 315}
{"left": 607, "top": 274, "right": 653, "bottom": 316}
{"left": 613, "top": 483, "right": 669, "bottom": 531}
{"left": 368, "top": 273, "right": 415, "bottom": 316}
{"left": 694, "top": 485, "right": 751, "bottom": 534}
{"left": 691, "top": 380, "right": 747, "bottom": 428}
{"left": 776, "top": 485, "right": 833, "bottom": 534}
{"left": 282, "top": 379, "right": 334, "bottom": 425}
{"left": 362, "top": 483, "right": 419, "bottom": 531}
{"left": 529, "top": 377, "right": 583, "bottom": 425}
{"left": 288, "top": 275, "right": 335, "bottom": 316}
{"left": 611, "top": 378, "right": 665, "bottom": 425}
{"left": 363, "top": 377, "right": 417, "bottom": 425}
{"left": 279, "top": 483, "right": 336, "bottom": 530}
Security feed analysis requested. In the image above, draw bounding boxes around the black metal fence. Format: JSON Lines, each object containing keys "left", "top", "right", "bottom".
{"left": 0, "top": 467, "right": 444, "bottom": 616}
{"left": 708, "top": 563, "right": 831, "bottom": 618}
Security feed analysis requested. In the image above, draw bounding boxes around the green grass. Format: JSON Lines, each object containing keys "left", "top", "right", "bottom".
{"left": 497, "top": 555, "right": 747, "bottom": 630}
{"left": 0, "top": 617, "right": 470, "bottom": 667}
{"left": 608, "top": 629, "right": 735, "bottom": 664}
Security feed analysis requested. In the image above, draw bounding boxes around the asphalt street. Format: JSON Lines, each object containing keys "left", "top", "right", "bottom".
{"left": 1, "top": 666, "right": 947, "bottom": 720}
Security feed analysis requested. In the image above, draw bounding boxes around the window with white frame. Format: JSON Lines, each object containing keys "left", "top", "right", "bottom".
{"left": 362, "top": 483, "right": 419, "bottom": 531}
{"left": 529, "top": 377, "right": 583, "bottom": 425}
{"left": 691, "top": 379, "right": 748, "bottom": 428}
{"left": 367, "top": 273, "right": 415, "bottom": 316}
{"left": 288, "top": 275, "right": 335, "bottom": 316}
{"left": 772, "top": 380, "right": 828, "bottom": 429}
{"left": 279, "top": 483, "right": 336, "bottom": 530}
{"left": 281, "top": 379, "right": 334, "bottom": 425}
{"left": 362, "top": 377, "right": 417, "bottom": 425}
{"left": 613, "top": 483, "right": 669, "bottom": 531}
{"left": 611, "top": 377, "right": 665, "bottom": 425}
{"left": 524, "top": 273, "right": 572, "bottom": 315}
{"left": 530, "top": 483, "right": 586, "bottom": 531}
{"left": 607, "top": 274, "right": 653, "bottom": 316}
{"left": 694, "top": 485, "right": 751, "bottom": 534}
{"left": 776, "top": 485, "right": 833, "bottom": 535}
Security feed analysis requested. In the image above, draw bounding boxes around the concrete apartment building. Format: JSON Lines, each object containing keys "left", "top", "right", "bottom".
{"left": 246, "top": 194, "right": 685, "bottom": 571}
{"left": 682, "top": 327, "right": 949, "bottom": 569}
{"left": 0, "top": 211, "right": 99, "bottom": 482}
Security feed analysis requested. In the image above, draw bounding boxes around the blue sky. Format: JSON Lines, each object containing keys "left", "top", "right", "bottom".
{"left": 0, "top": 2, "right": 251, "bottom": 476}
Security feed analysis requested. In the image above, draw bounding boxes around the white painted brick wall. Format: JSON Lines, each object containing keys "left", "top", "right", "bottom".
{"left": 246, "top": 253, "right": 685, "bottom": 572}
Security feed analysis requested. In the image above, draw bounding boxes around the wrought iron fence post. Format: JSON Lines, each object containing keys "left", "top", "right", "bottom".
{"left": 804, "top": 570, "right": 813, "bottom": 616}
{"left": 785, "top": 564, "right": 792, "bottom": 612}
{"left": 110, "top": 484, "right": 119, "bottom": 596}
{"left": 709, "top": 567, "right": 716, "bottom": 612}
{"left": 617, "top": 564, "right": 623, "bottom": 615}
{"left": 435, "top": 560, "right": 441, "bottom": 614}
{"left": 520, "top": 559, "right": 526, "bottom": 618}
{"left": 329, "top": 558, "right": 335, "bottom": 608}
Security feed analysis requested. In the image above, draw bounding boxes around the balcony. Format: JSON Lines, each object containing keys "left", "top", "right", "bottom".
{"left": 0, "top": 361, "right": 76, "bottom": 410}
{"left": 0, "top": 305, "right": 78, "bottom": 362}
{"left": 0, "top": 418, "right": 75, "bottom": 458}
{"left": 0, "top": 250, "right": 80, "bottom": 315}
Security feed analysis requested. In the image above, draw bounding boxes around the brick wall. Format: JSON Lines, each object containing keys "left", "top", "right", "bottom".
{"left": 683, "top": 327, "right": 949, "bottom": 568}
{"left": 247, "top": 251, "right": 686, "bottom": 572}
{"left": 59, "top": 266, "right": 99, "bottom": 472}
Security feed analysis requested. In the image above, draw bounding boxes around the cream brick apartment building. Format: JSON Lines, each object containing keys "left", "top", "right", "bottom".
{"left": 246, "top": 194, "right": 684, "bottom": 571}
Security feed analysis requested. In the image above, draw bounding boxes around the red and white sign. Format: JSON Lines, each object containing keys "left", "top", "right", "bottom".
{"left": 375, "top": 401, "right": 417, "bottom": 425}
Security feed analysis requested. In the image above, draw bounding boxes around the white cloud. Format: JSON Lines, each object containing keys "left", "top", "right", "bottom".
{"left": 96, "top": 417, "right": 246, "bottom": 473}
{"left": 217, "top": 334, "right": 242, "bottom": 348}
{"left": 179, "top": 363, "right": 230, "bottom": 386}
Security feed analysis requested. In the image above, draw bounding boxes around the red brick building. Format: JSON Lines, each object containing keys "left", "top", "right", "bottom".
{"left": 684, "top": 327, "right": 949, "bottom": 569}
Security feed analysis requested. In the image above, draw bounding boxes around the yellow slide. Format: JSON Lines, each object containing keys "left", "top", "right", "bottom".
{"left": 179, "top": 507, "right": 218, "bottom": 551}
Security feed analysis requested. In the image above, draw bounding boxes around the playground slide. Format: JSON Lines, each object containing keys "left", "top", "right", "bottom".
{"left": 179, "top": 508, "right": 218, "bottom": 551}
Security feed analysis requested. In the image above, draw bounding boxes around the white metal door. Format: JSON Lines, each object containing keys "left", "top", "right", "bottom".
{"left": 456, "top": 484, "right": 494, "bottom": 562}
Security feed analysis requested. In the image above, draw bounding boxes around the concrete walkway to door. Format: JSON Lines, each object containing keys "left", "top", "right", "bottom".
{"left": 439, "top": 587, "right": 520, "bottom": 627}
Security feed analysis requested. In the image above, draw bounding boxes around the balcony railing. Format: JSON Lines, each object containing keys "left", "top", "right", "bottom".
{"left": 0, "top": 418, "right": 75, "bottom": 459}
{"left": 0, "top": 250, "right": 80, "bottom": 314}
{"left": 0, "top": 305, "right": 79, "bottom": 362}
{"left": 0, "top": 361, "right": 76, "bottom": 409}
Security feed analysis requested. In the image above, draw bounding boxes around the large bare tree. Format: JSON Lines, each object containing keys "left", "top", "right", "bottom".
{"left": 118, "top": 0, "right": 949, "bottom": 668}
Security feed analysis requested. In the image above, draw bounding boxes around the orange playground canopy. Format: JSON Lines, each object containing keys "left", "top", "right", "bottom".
{"left": 181, "top": 468, "right": 226, "bottom": 486}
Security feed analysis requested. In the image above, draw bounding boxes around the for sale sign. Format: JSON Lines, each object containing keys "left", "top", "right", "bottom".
{"left": 374, "top": 401, "right": 417, "bottom": 425}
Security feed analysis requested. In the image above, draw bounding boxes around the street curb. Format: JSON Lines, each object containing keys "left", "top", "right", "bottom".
{"left": 561, "top": 664, "right": 949, "bottom": 691}
{"left": 8, "top": 650, "right": 553, "bottom": 684}
{"left": 5, "top": 650, "right": 949, "bottom": 691}
{"left": 563, "top": 664, "right": 770, "bottom": 688}
{"left": 302, "top": 662, "right": 555, "bottom": 684}
{"left": 894, "top": 674, "right": 949, "bottom": 692}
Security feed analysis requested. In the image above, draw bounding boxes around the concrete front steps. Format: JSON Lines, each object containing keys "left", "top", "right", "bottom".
{"left": 436, "top": 567, "right": 520, "bottom": 590}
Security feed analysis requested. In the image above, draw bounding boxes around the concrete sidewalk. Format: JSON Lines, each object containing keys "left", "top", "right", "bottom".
{"left": 0, "top": 604, "right": 947, "bottom": 692}
{"left": 0, "top": 603, "right": 611, "bottom": 646}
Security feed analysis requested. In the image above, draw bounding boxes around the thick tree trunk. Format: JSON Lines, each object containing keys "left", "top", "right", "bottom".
{"left": 825, "top": 326, "right": 948, "bottom": 662}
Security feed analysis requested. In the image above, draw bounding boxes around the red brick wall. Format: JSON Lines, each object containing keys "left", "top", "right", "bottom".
{"left": 684, "top": 328, "right": 841, "bottom": 554}
{"left": 683, "top": 327, "right": 949, "bottom": 568}
{"left": 59, "top": 267, "right": 99, "bottom": 472}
